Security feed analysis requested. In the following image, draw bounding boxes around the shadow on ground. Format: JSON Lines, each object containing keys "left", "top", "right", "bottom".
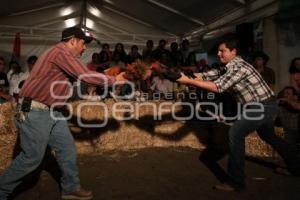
{"left": 11, "top": 147, "right": 300, "bottom": 200}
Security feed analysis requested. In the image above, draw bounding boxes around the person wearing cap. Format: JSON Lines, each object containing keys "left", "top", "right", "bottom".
{"left": 252, "top": 51, "right": 275, "bottom": 90}
{"left": 176, "top": 35, "right": 300, "bottom": 192}
{"left": 0, "top": 26, "right": 126, "bottom": 200}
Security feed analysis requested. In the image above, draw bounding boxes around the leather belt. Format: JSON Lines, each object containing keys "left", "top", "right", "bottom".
{"left": 30, "top": 100, "right": 50, "bottom": 110}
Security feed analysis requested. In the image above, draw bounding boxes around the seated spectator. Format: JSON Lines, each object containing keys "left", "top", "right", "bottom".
{"left": 0, "top": 57, "right": 12, "bottom": 103}
{"left": 253, "top": 51, "right": 275, "bottom": 89}
{"left": 289, "top": 57, "right": 300, "bottom": 93}
{"left": 111, "top": 52, "right": 126, "bottom": 68}
{"left": 87, "top": 53, "right": 101, "bottom": 71}
{"left": 127, "top": 45, "right": 142, "bottom": 64}
{"left": 276, "top": 86, "right": 300, "bottom": 145}
{"left": 97, "top": 51, "right": 111, "bottom": 72}
{"left": 150, "top": 74, "right": 175, "bottom": 98}
{"left": 170, "top": 42, "right": 183, "bottom": 67}
{"left": 0, "top": 90, "right": 13, "bottom": 103}
{"left": 143, "top": 53, "right": 154, "bottom": 65}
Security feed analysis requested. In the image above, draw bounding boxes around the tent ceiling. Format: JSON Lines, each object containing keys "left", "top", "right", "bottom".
{"left": 0, "top": 0, "right": 279, "bottom": 46}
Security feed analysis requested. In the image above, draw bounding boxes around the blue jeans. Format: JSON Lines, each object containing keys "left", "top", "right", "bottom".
{"left": 227, "top": 101, "right": 300, "bottom": 190}
{"left": 0, "top": 109, "right": 80, "bottom": 199}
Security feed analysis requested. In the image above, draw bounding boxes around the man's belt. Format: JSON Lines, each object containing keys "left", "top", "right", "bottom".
{"left": 31, "top": 100, "right": 50, "bottom": 110}
{"left": 20, "top": 97, "right": 50, "bottom": 111}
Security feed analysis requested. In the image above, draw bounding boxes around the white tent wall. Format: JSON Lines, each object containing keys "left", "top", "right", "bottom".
{"left": 0, "top": 38, "right": 109, "bottom": 73}
{"left": 0, "top": 0, "right": 298, "bottom": 93}
{"left": 263, "top": 16, "right": 280, "bottom": 92}
{"left": 0, "top": 38, "right": 103, "bottom": 72}
{"left": 277, "top": 29, "right": 300, "bottom": 91}
{"left": 263, "top": 15, "right": 300, "bottom": 93}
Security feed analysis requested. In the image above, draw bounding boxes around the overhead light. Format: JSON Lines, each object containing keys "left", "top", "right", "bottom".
{"left": 236, "top": 0, "right": 246, "bottom": 4}
{"left": 86, "top": 18, "right": 94, "bottom": 29}
{"left": 147, "top": 0, "right": 205, "bottom": 26}
{"left": 88, "top": 5, "right": 102, "bottom": 17}
{"left": 104, "top": 0, "right": 114, "bottom": 4}
{"left": 65, "top": 18, "right": 77, "bottom": 27}
{"left": 60, "top": 6, "right": 73, "bottom": 17}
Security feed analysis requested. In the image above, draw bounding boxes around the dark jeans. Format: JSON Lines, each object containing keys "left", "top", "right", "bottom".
{"left": 199, "top": 123, "right": 230, "bottom": 183}
{"left": 227, "top": 101, "right": 300, "bottom": 190}
{"left": 0, "top": 109, "right": 80, "bottom": 200}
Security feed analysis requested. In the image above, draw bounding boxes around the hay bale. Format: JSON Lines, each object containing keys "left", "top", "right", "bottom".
{"left": 0, "top": 102, "right": 18, "bottom": 172}
{"left": 245, "top": 127, "right": 284, "bottom": 160}
{"left": 67, "top": 100, "right": 202, "bottom": 153}
{"left": 1, "top": 99, "right": 286, "bottom": 172}
{"left": 0, "top": 102, "right": 17, "bottom": 135}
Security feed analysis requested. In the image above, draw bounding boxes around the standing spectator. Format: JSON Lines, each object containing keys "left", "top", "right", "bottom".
{"left": 170, "top": 42, "right": 183, "bottom": 67}
{"left": 7, "top": 61, "right": 25, "bottom": 100}
{"left": 111, "top": 52, "right": 126, "bottom": 68}
{"left": 17, "top": 55, "right": 38, "bottom": 94}
{"left": 253, "top": 51, "right": 275, "bottom": 90}
{"left": 142, "top": 40, "right": 154, "bottom": 59}
{"left": 113, "top": 43, "right": 127, "bottom": 63}
{"left": 289, "top": 57, "right": 300, "bottom": 94}
{"left": 127, "top": 45, "right": 142, "bottom": 64}
{"left": 152, "top": 39, "right": 170, "bottom": 61}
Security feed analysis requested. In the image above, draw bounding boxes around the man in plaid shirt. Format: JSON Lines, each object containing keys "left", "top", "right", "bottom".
{"left": 177, "top": 35, "right": 300, "bottom": 191}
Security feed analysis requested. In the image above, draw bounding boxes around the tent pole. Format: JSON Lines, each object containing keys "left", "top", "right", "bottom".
{"left": 80, "top": 0, "right": 88, "bottom": 30}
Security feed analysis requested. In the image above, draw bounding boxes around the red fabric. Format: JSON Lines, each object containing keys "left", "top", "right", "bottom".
{"left": 13, "top": 32, "right": 21, "bottom": 58}
{"left": 20, "top": 42, "right": 116, "bottom": 106}
{"left": 150, "top": 62, "right": 160, "bottom": 70}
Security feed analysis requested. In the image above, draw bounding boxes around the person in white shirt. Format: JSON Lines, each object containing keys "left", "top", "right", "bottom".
{"left": 151, "top": 74, "right": 175, "bottom": 97}
{"left": 7, "top": 61, "right": 25, "bottom": 98}
{"left": 17, "top": 56, "right": 38, "bottom": 90}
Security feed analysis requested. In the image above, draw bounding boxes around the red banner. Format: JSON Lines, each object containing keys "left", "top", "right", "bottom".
{"left": 11, "top": 32, "right": 21, "bottom": 62}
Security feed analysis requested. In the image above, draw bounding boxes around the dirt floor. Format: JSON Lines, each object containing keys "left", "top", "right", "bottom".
{"left": 4, "top": 147, "right": 300, "bottom": 200}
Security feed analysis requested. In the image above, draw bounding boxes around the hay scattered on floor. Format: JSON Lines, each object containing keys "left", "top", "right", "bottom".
{"left": 246, "top": 127, "right": 284, "bottom": 160}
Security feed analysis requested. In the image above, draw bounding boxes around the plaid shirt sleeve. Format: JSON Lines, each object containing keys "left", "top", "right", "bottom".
{"left": 214, "top": 65, "right": 246, "bottom": 93}
{"left": 202, "top": 69, "right": 220, "bottom": 81}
